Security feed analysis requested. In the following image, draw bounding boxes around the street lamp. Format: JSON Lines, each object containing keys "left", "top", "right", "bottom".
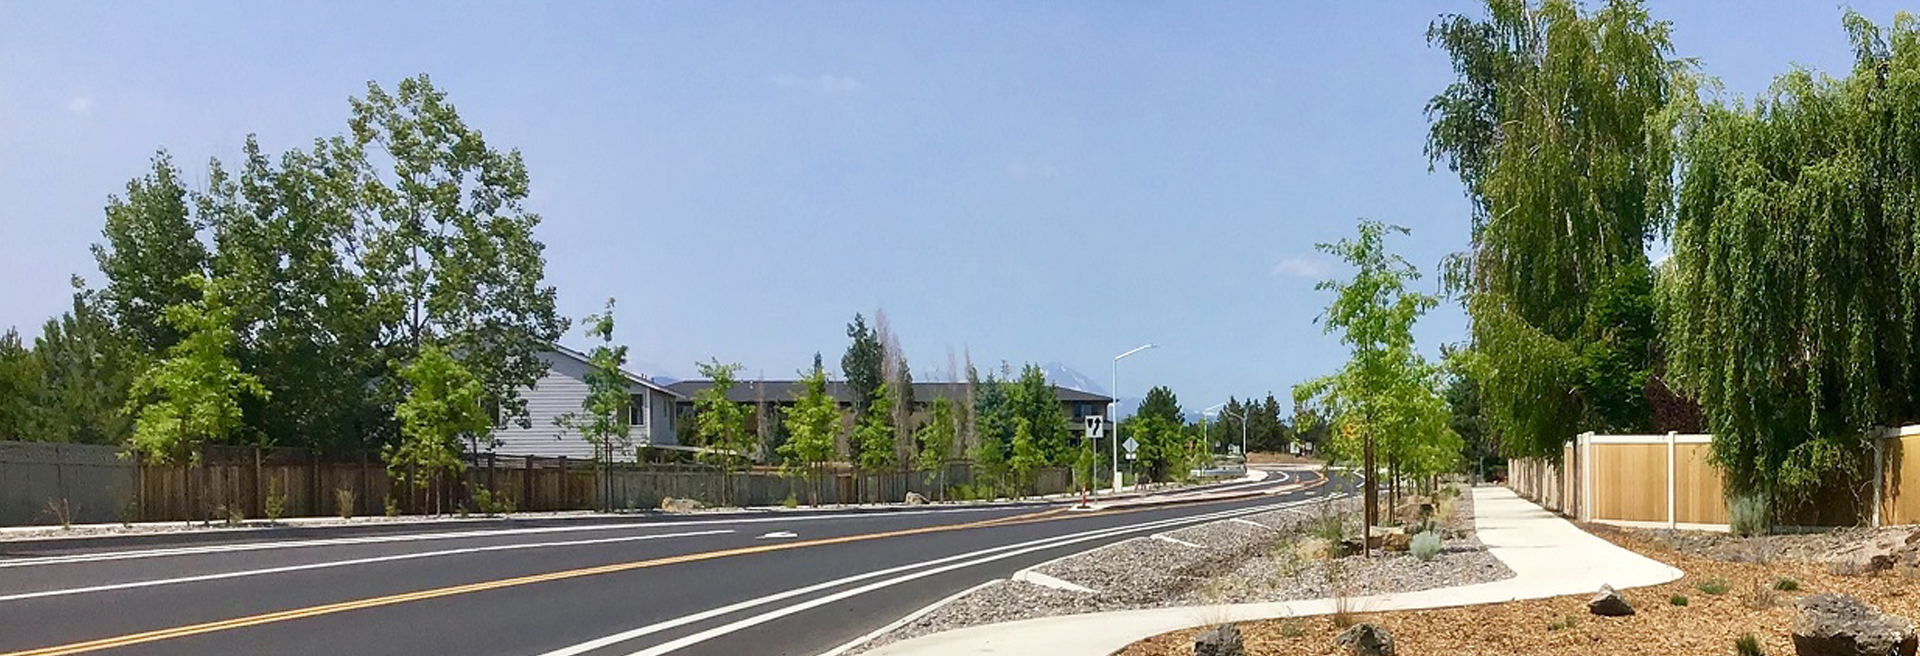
{"left": 1202, "top": 402, "right": 1248, "bottom": 464}
{"left": 1111, "top": 343, "right": 1158, "bottom": 493}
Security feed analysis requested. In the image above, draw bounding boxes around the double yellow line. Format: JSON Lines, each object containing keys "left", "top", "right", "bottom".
{"left": 3, "top": 479, "right": 1318, "bottom": 656}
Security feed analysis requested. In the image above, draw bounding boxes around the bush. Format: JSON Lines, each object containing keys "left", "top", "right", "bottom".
{"left": 470, "top": 486, "right": 516, "bottom": 516}
{"left": 384, "top": 495, "right": 400, "bottom": 517}
{"left": 335, "top": 488, "right": 356, "bottom": 520}
{"left": 781, "top": 494, "right": 799, "bottom": 509}
{"left": 1729, "top": 494, "right": 1770, "bottom": 536}
{"left": 1735, "top": 633, "right": 1764, "bottom": 656}
{"left": 1697, "top": 578, "right": 1731, "bottom": 595}
{"left": 1546, "top": 616, "right": 1577, "bottom": 631}
{"left": 1410, "top": 531, "right": 1442, "bottom": 562}
{"left": 1669, "top": 594, "right": 1689, "bottom": 606}
{"left": 264, "top": 478, "right": 286, "bottom": 522}
{"left": 1773, "top": 577, "right": 1800, "bottom": 591}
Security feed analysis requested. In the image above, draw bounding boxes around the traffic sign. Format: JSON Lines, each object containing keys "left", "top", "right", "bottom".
{"left": 1122, "top": 436, "right": 1139, "bottom": 459}
{"left": 1084, "top": 416, "right": 1104, "bottom": 439}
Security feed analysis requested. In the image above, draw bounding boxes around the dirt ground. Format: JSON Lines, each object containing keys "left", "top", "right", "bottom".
{"left": 1117, "top": 523, "right": 1920, "bottom": 656}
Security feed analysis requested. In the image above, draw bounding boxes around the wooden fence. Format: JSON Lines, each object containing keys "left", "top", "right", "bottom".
{"left": 1508, "top": 425, "right": 1920, "bottom": 531}
{"left": 0, "top": 440, "right": 1081, "bottom": 526}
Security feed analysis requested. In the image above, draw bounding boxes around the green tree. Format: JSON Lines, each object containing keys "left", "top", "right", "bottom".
{"left": 853, "top": 380, "right": 899, "bottom": 501}
{"left": 1426, "top": 0, "right": 1682, "bottom": 458}
{"left": 32, "top": 280, "right": 138, "bottom": 445}
{"left": 693, "top": 359, "right": 752, "bottom": 504}
{"left": 1137, "top": 386, "right": 1183, "bottom": 426}
{"left": 1293, "top": 220, "right": 1457, "bottom": 532}
{"left": 388, "top": 343, "right": 490, "bottom": 515}
{"left": 916, "top": 397, "right": 957, "bottom": 500}
{"left": 969, "top": 427, "right": 1008, "bottom": 498}
{"left": 350, "top": 74, "right": 566, "bottom": 433}
{"left": 553, "top": 299, "right": 630, "bottom": 512}
{"left": 1008, "top": 417, "right": 1045, "bottom": 496}
{"left": 841, "top": 314, "right": 883, "bottom": 414}
{"left": 779, "top": 361, "right": 840, "bottom": 506}
{"left": 125, "top": 275, "right": 268, "bottom": 465}
{"left": 1661, "top": 11, "right": 1920, "bottom": 508}
{"left": 203, "top": 137, "right": 384, "bottom": 451}
{"left": 93, "top": 151, "right": 209, "bottom": 354}
{"left": 0, "top": 329, "right": 44, "bottom": 441}
{"left": 1011, "top": 364, "right": 1069, "bottom": 463}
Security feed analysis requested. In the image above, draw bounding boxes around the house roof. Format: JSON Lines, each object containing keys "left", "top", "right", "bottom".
{"left": 544, "top": 344, "right": 685, "bottom": 398}
{"left": 664, "top": 379, "right": 1112, "bottom": 406}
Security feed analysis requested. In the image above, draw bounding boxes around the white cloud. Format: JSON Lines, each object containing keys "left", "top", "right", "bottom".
{"left": 64, "top": 96, "right": 93, "bottom": 115}
{"left": 1005, "top": 160, "right": 1061, "bottom": 180}
{"left": 1271, "top": 256, "right": 1333, "bottom": 279}
{"left": 771, "top": 74, "right": 863, "bottom": 94}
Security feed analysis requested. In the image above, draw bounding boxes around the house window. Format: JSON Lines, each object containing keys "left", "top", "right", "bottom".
{"left": 628, "top": 394, "right": 646, "bottom": 426}
{"left": 484, "top": 398, "right": 507, "bottom": 428}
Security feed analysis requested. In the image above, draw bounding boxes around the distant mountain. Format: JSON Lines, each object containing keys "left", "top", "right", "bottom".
{"left": 1040, "top": 362, "right": 1106, "bottom": 395}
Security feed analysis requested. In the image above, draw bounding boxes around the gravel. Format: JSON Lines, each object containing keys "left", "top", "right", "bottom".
{"left": 845, "top": 487, "right": 1516, "bottom": 654}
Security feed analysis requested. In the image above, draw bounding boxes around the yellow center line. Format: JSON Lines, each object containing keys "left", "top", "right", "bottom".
{"left": 2, "top": 476, "right": 1325, "bottom": 656}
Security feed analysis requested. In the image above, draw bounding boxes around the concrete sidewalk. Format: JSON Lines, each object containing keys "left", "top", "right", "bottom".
{"left": 865, "top": 486, "right": 1684, "bottom": 656}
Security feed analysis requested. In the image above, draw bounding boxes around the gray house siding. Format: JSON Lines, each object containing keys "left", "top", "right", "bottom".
{"left": 488, "top": 350, "right": 678, "bottom": 462}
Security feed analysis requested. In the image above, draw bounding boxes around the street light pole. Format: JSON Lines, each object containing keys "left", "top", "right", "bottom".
{"left": 1204, "top": 401, "right": 1248, "bottom": 461}
{"left": 1110, "top": 343, "right": 1158, "bottom": 493}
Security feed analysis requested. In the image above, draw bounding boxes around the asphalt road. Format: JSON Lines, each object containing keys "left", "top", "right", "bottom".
{"left": 0, "top": 468, "right": 1343, "bottom": 656}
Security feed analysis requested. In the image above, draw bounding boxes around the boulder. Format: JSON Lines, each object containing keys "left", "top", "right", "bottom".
{"left": 1192, "top": 624, "right": 1246, "bottom": 656}
{"left": 1395, "top": 496, "right": 1436, "bottom": 529}
{"left": 658, "top": 497, "right": 705, "bottom": 513}
{"left": 1792, "top": 593, "right": 1919, "bottom": 656}
{"left": 904, "top": 492, "right": 929, "bottom": 505}
{"left": 1335, "top": 623, "right": 1395, "bottom": 656}
{"left": 1294, "top": 536, "right": 1336, "bottom": 561}
{"left": 1587, "top": 584, "right": 1635, "bottom": 617}
{"left": 1829, "top": 531, "right": 1920, "bottom": 575}
{"left": 1370, "top": 526, "right": 1411, "bottom": 552}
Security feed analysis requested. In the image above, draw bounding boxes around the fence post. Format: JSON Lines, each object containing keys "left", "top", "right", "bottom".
{"left": 1667, "top": 431, "right": 1677, "bottom": 530}
{"left": 1579, "top": 431, "right": 1593, "bottom": 522}
{"left": 1873, "top": 430, "right": 1885, "bottom": 528}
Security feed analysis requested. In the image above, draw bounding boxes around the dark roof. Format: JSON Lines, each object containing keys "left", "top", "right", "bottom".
{"left": 665, "top": 380, "right": 1112, "bottom": 405}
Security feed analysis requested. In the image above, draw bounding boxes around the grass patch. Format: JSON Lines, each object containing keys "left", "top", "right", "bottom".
{"left": 1735, "top": 632, "right": 1764, "bottom": 656}
{"left": 1546, "top": 616, "right": 1577, "bottom": 631}
{"left": 1669, "top": 594, "right": 1689, "bottom": 606}
{"left": 1773, "top": 577, "right": 1800, "bottom": 591}
{"left": 1696, "top": 578, "right": 1731, "bottom": 595}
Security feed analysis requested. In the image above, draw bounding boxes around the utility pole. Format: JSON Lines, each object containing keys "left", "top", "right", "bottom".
{"left": 1110, "top": 344, "right": 1158, "bottom": 493}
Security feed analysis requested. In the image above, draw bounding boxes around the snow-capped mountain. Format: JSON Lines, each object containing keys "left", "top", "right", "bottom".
{"left": 1040, "top": 362, "right": 1106, "bottom": 395}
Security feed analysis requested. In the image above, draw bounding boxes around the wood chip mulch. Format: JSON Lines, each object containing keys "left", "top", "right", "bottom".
{"left": 1115, "top": 523, "right": 1920, "bottom": 656}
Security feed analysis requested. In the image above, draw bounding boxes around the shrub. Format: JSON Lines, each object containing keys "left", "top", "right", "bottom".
{"left": 1277, "top": 619, "right": 1306, "bottom": 638}
{"left": 45, "top": 498, "right": 75, "bottom": 530}
{"left": 1735, "top": 633, "right": 1764, "bottom": 656}
{"left": 1410, "top": 531, "right": 1442, "bottom": 562}
{"left": 782, "top": 494, "right": 799, "bottom": 509}
{"left": 1669, "top": 594, "right": 1689, "bottom": 606}
{"left": 335, "top": 488, "right": 356, "bottom": 520}
{"left": 1773, "top": 577, "right": 1800, "bottom": 591}
{"left": 470, "top": 486, "right": 515, "bottom": 516}
{"left": 1546, "top": 616, "right": 1577, "bottom": 631}
{"left": 1697, "top": 578, "right": 1731, "bottom": 595}
{"left": 264, "top": 478, "right": 286, "bottom": 523}
{"left": 1729, "top": 494, "right": 1770, "bottom": 536}
{"left": 384, "top": 495, "right": 401, "bottom": 517}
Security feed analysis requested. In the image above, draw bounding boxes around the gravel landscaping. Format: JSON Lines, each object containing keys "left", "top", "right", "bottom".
{"left": 847, "top": 485, "right": 1513, "bottom": 653}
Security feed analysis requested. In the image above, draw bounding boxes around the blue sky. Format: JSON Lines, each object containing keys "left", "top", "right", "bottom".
{"left": 0, "top": 1, "right": 1907, "bottom": 411}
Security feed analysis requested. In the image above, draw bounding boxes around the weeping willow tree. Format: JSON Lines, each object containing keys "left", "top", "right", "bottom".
{"left": 1661, "top": 12, "right": 1920, "bottom": 507}
{"left": 1425, "top": 0, "right": 1685, "bottom": 460}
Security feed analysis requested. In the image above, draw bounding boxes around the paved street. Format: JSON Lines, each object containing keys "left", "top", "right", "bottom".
{"left": 0, "top": 468, "right": 1338, "bottom": 656}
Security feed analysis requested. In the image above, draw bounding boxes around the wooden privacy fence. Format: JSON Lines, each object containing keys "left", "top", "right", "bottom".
{"left": 1508, "top": 425, "right": 1920, "bottom": 531}
{"left": 0, "top": 440, "right": 1081, "bottom": 527}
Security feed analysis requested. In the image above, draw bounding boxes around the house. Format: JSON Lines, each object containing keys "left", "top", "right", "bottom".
{"left": 485, "top": 345, "right": 685, "bottom": 461}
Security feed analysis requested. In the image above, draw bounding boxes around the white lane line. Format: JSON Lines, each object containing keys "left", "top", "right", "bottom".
{"left": 0, "top": 506, "right": 1030, "bottom": 569}
{"left": 532, "top": 497, "right": 1335, "bottom": 656}
{"left": 0, "top": 529, "right": 733, "bottom": 603}
{"left": 1231, "top": 518, "right": 1275, "bottom": 530}
{"left": 1010, "top": 570, "right": 1095, "bottom": 593}
{"left": 757, "top": 531, "right": 798, "bottom": 539}
{"left": 814, "top": 579, "right": 1003, "bottom": 656}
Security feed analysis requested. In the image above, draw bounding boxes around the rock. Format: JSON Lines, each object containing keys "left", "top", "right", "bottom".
{"left": 1368, "top": 526, "right": 1411, "bottom": 552}
{"left": 904, "top": 492, "right": 929, "bottom": 505}
{"left": 1335, "top": 623, "right": 1395, "bottom": 656}
{"left": 1192, "top": 624, "right": 1245, "bottom": 656}
{"left": 1792, "top": 593, "right": 1919, "bottom": 656}
{"left": 1588, "top": 584, "right": 1635, "bottom": 617}
{"left": 1829, "top": 531, "right": 1920, "bottom": 575}
{"left": 1395, "top": 496, "right": 1436, "bottom": 529}
{"left": 658, "top": 497, "right": 704, "bottom": 513}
